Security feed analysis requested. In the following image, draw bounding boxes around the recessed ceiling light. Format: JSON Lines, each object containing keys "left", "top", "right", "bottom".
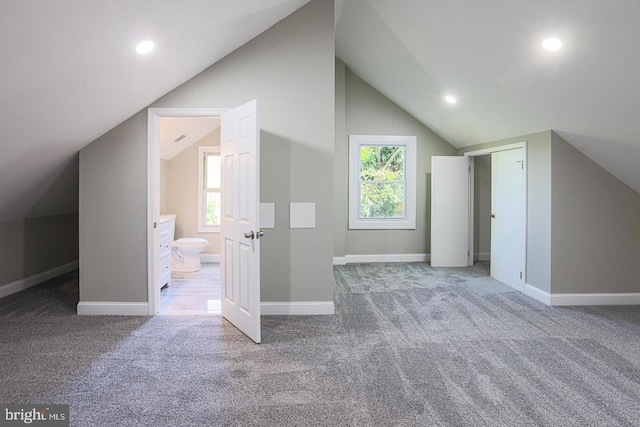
{"left": 542, "top": 37, "right": 562, "bottom": 51}
{"left": 136, "top": 40, "right": 155, "bottom": 55}
{"left": 444, "top": 95, "right": 457, "bottom": 104}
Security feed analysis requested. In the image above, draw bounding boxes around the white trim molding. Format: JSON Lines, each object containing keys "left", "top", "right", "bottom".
{"left": 524, "top": 284, "right": 640, "bottom": 306}
{"left": 337, "top": 253, "right": 429, "bottom": 264}
{"left": 261, "top": 301, "right": 334, "bottom": 315}
{"left": 463, "top": 142, "right": 526, "bottom": 157}
{"left": 77, "top": 301, "right": 150, "bottom": 316}
{"left": 0, "top": 260, "right": 78, "bottom": 300}
{"left": 524, "top": 284, "right": 551, "bottom": 305}
{"left": 549, "top": 293, "right": 640, "bottom": 306}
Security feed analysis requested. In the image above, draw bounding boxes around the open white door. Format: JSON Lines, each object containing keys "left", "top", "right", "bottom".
{"left": 431, "top": 156, "right": 471, "bottom": 267}
{"left": 490, "top": 148, "right": 525, "bottom": 290}
{"left": 220, "top": 99, "right": 261, "bottom": 343}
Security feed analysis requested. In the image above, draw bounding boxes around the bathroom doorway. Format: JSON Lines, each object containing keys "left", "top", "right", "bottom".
{"left": 148, "top": 103, "right": 262, "bottom": 342}
{"left": 155, "top": 113, "right": 225, "bottom": 316}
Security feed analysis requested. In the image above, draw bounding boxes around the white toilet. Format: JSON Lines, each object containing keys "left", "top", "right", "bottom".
{"left": 162, "top": 214, "right": 209, "bottom": 272}
{"left": 172, "top": 238, "right": 209, "bottom": 272}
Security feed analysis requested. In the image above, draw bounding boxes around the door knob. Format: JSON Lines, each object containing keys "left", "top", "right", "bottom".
{"left": 244, "top": 231, "right": 255, "bottom": 239}
{"left": 257, "top": 231, "right": 265, "bottom": 239}
{"left": 489, "top": 213, "right": 496, "bottom": 218}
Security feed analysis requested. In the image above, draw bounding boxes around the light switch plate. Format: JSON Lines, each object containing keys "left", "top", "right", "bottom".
{"left": 290, "top": 203, "right": 315, "bottom": 228}
{"left": 260, "top": 203, "right": 275, "bottom": 228}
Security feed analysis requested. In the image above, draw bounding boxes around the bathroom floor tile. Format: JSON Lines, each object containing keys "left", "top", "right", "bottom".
{"left": 159, "top": 263, "right": 221, "bottom": 316}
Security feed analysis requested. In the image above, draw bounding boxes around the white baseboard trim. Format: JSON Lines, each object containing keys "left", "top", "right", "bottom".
{"left": 524, "top": 284, "right": 640, "bottom": 306}
{"left": 524, "top": 284, "right": 551, "bottom": 305}
{"left": 337, "top": 253, "right": 429, "bottom": 264}
{"left": 0, "top": 260, "right": 79, "bottom": 300}
{"left": 200, "top": 254, "right": 220, "bottom": 263}
{"left": 333, "top": 257, "right": 347, "bottom": 265}
{"left": 475, "top": 252, "right": 490, "bottom": 262}
{"left": 550, "top": 293, "right": 640, "bottom": 306}
{"left": 77, "top": 301, "right": 150, "bottom": 316}
{"left": 261, "top": 301, "right": 334, "bottom": 315}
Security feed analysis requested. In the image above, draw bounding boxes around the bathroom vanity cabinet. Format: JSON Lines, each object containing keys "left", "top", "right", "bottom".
{"left": 158, "top": 218, "right": 172, "bottom": 288}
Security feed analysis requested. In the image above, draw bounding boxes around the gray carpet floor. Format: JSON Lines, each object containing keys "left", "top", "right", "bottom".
{"left": 1, "top": 263, "right": 640, "bottom": 426}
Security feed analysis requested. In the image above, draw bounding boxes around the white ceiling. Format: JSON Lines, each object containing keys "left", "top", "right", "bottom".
{"left": 0, "top": 0, "right": 309, "bottom": 221}
{"left": 2, "top": 0, "right": 638, "bottom": 222}
{"left": 159, "top": 117, "right": 220, "bottom": 160}
{"left": 336, "top": 0, "right": 640, "bottom": 193}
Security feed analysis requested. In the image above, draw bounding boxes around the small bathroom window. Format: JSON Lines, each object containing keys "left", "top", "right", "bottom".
{"left": 198, "top": 146, "right": 221, "bottom": 233}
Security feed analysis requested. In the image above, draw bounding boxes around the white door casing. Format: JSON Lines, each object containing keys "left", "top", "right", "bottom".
{"left": 490, "top": 148, "right": 525, "bottom": 291}
{"left": 430, "top": 156, "right": 471, "bottom": 267}
{"left": 220, "top": 99, "right": 261, "bottom": 343}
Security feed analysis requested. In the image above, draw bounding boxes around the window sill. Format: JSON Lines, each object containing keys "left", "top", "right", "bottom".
{"left": 198, "top": 227, "right": 220, "bottom": 234}
{"left": 348, "top": 219, "right": 416, "bottom": 230}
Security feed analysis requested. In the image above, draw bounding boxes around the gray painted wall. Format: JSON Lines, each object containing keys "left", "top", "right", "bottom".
{"left": 551, "top": 132, "right": 640, "bottom": 293}
{"left": 460, "top": 131, "right": 553, "bottom": 293}
{"left": 334, "top": 64, "right": 456, "bottom": 257}
{"left": 79, "top": 0, "right": 335, "bottom": 304}
{"left": 163, "top": 130, "right": 220, "bottom": 254}
{"left": 79, "top": 111, "right": 148, "bottom": 302}
{"left": 27, "top": 154, "right": 79, "bottom": 219}
{"left": 0, "top": 213, "right": 78, "bottom": 287}
{"left": 0, "top": 153, "right": 79, "bottom": 289}
{"left": 159, "top": 159, "right": 169, "bottom": 215}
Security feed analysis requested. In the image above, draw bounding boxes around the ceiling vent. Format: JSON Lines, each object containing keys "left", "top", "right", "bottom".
{"left": 173, "top": 134, "right": 187, "bottom": 143}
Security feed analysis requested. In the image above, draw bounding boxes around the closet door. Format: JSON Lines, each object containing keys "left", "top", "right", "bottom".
{"left": 430, "top": 156, "right": 471, "bottom": 267}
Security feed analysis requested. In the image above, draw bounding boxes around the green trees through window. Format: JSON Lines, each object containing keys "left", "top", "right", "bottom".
{"left": 348, "top": 135, "right": 416, "bottom": 230}
{"left": 359, "top": 145, "right": 405, "bottom": 219}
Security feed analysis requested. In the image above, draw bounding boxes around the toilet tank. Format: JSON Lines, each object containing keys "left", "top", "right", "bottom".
{"left": 159, "top": 214, "right": 176, "bottom": 241}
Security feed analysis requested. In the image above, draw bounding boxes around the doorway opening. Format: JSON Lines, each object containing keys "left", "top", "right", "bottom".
{"left": 147, "top": 108, "right": 228, "bottom": 316}
{"left": 157, "top": 116, "right": 222, "bottom": 315}
{"left": 472, "top": 155, "right": 492, "bottom": 263}
{"left": 465, "top": 142, "right": 527, "bottom": 292}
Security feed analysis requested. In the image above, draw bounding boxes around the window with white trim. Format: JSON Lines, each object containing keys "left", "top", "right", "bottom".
{"left": 349, "top": 135, "right": 417, "bottom": 229}
{"left": 198, "top": 146, "right": 221, "bottom": 233}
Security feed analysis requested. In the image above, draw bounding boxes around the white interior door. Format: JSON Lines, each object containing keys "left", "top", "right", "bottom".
{"left": 490, "top": 148, "right": 525, "bottom": 290}
{"left": 431, "top": 156, "right": 471, "bottom": 267}
{"left": 220, "top": 99, "right": 261, "bottom": 343}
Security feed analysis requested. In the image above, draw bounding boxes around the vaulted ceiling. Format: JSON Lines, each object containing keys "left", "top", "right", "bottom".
{"left": 336, "top": 0, "right": 640, "bottom": 193}
{"left": 0, "top": 0, "right": 309, "bottom": 221}
{"left": 1, "top": 0, "right": 639, "bottom": 222}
